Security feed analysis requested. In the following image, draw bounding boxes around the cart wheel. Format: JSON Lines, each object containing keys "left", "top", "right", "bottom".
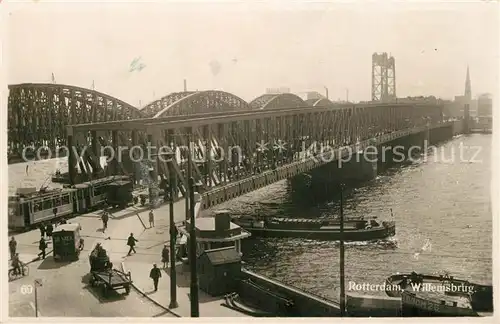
{"left": 125, "top": 285, "right": 130, "bottom": 295}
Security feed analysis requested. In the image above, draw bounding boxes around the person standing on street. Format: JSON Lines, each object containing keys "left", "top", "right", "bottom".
{"left": 39, "top": 237, "right": 47, "bottom": 259}
{"left": 149, "top": 264, "right": 162, "bottom": 291}
{"left": 39, "top": 223, "right": 46, "bottom": 238}
{"left": 101, "top": 212, "right": 109, "bottom": 232}
{"left": 149, "top": 209, "right": 155, "bottom": 228}
{"left": 127, "top": 233, "right": 138, "bottom": 256}
{"left": 46, "top": 222, "right": 53, "bottom": 239}
{"left": 161, "top": 245, "right": 169, "bottom": 268}
{"left": 9, "top": 237, "right": 17, "bottom": 260}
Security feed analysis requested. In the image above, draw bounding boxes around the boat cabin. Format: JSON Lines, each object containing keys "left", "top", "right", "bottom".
{"left": 177, "top": 210, "right": 251, "bottom": 263}
{"left": 8, "top": 187, "right": 77, "bottom": 229}
{"left": 52, "top": 223, "right": 84, "bottom": 261}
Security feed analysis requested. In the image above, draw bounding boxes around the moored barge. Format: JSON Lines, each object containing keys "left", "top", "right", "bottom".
{"left": 231, "top": 215, "right": 396, "bottom": 241}
{"left": 385, "top": 272, "right": 493, "bottom": 316}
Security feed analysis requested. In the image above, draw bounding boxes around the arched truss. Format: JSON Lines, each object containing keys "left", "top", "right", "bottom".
{"left": 153, "top": 90, "right": 251, "bottom": 118}
{"left": 311, "top": 98, "right": 335, "bottom": 107}
{"left": 140, "top": 92, "right": 196, "bottom": 117}
{"left": 249, "top": 93, "right": 307, "bottom": 110}
{"left": 8, "top": 83, "right": 142, "bottom": 150}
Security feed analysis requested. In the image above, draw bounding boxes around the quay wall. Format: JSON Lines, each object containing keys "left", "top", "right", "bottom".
{"left": 239, "top": 269, "right": 341, "bottom": 316}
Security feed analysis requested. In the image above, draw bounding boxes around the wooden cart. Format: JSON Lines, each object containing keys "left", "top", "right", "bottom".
{"left": 89, "top": 269, "right": 132, "bottom": 296}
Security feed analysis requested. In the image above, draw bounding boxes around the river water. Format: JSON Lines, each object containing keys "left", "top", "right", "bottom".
{"left": 8, "top": 134, "right": 492, "bottom": 301}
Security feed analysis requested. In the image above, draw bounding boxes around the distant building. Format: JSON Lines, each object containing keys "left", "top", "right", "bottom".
{"left": 266, "top": 87, "right": 291, "bottom": 94}
{"left": 295, "top": 91, "right": 325, "bottom": 101}
{"left": 477, "top": 93, "right": 492, "bottom": 117}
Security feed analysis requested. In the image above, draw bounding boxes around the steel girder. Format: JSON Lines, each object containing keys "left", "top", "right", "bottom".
{"left": 67, "top": 102, "right": 444, "bottom": 204}
{"left": 144, "top": 90, "right": 252, "bottom": 118}
{"left": 249, "top": 93, "right": 306, "bottom": 110}
{"left": 8, "top": 83, "right": 143, "bottom": 156}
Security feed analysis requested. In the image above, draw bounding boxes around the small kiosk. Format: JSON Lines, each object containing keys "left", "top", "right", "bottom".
{"left": 177, "top": 209, "right": 251, "bottom": 261}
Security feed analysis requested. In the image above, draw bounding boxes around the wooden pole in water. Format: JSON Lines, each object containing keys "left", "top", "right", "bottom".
{"left": 339, "top": 183, "right": 346, "bottom": 316}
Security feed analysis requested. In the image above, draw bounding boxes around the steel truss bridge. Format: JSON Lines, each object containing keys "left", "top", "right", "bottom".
{"left": 9, "top": 83, "right": 449, "bottom": 208}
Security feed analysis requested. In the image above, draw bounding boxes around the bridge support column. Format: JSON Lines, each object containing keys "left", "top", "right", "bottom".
{"left": 90, "top": 130, "right": 102, "bottom": 176}
{"left": 67, "top": 132, "right": 77, "bottom": 185}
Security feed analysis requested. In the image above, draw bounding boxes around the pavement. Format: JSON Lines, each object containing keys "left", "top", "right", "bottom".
{"left": 8, "top": 199, "right": 248, "bottom": 317}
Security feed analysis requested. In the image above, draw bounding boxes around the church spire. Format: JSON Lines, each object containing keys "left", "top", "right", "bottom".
{"left": 465, "top": 65, "right": 471, "bottom": 100}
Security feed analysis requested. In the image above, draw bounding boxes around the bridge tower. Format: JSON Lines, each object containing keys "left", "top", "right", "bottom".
{"left": 463, "top": 65, "right": 471, "bottom": 134}
{"left": 371, "top": 53, "right": 396, "bottom": 102}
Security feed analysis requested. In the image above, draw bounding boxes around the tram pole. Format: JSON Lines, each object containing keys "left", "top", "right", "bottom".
{"left": 339, "top": 184, "right": 346, "bottom": 316}
{"left": 187, "top": 133, "right": 199, "bottom": 317}
{"left": 168, "top": 158, "right": 178, "bottom": 309}
{"left": 34, "top": 283, "right": 38, "bottom": 317}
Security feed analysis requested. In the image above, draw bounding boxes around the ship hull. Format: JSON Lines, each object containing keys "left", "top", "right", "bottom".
{"left": 239, "top": 223, "right": 395, "bottom": 241}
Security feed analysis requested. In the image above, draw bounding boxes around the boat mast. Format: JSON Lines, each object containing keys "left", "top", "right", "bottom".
{"left": 339, "top": 184, "right": 346, "bottom": 316}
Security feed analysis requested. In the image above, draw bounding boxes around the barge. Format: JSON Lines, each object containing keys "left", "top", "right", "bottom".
{"left": 385, "top": 272, "right": 493, "bottom": 316}
{"left": 231, "top": 215, "right": 395, "bottom": 241}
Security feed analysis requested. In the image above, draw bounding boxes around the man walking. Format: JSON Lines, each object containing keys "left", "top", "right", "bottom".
{"left": 39, "top": 223, "right": 46, "bottom": 238}
{"left": 46, "top": 222, "right": 54, "bottom": 239}
{"left": 161, "top": 244, "right": 169, "bottom": 268}
{"left": 149, "top": 209, "right": 155, "bottom": 228}
{"left": 9, "top": 237, "right": 17, "bottom": 260}
{"left": 149, "top": 264, "right": 162, "bottom": 291}
{"left": 101, "top": 211, "right": 109, "bottom": 232}
{"left": 127, "top": 233, "right": 138, "bottom": 256}
{"left": 39, "top": 237, "right": 47, "bottom": 260}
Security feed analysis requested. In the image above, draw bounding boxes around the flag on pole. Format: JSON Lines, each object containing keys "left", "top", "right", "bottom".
{"left": 51, "top": 73, "right": 56, "bottom": 84}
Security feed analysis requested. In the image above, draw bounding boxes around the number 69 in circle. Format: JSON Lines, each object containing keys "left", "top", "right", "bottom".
{"left": 21, "top": 285, "right": 33, "bottom": 295}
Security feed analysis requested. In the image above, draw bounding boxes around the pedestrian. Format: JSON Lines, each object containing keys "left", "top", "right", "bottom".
{"left": 53, "top": 206, "right": 58, "bottom": 218}
{"left": 9, "top": 237, "right": 17, "bottom": 260}
{"left": 149, "top": 209, "right": 155, "bottom": 228}
{"left": 46, "top": 222, "right": 53, "bottom": 239}
{"left": 39, "top": 237, "right": 47, "bottom": 259}
{"left": 102, "top": 212, "right": 109, "bottom": 231}
{"left": 161, "top": 245, "right": 169, "bottom": 268}
{"left": 11, "top": 253, "right": 22, "bottom": 276}
{"left": 126, "top": 233, "right": 138, "bottom": 256}
{"left": 39, "top": 223, "right": 46, "bottom": 238}
{"left": 149, "top": 263, "right": 162, "bottom": 291}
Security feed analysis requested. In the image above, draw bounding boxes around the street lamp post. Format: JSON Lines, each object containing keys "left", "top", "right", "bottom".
{"left": 168, "top": 158, "right": 178, "bottom": 309}
{"left": 187, "top": 132, "right": 199, "bottom": 317}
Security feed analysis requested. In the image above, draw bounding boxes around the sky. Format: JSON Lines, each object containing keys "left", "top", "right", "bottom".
{"left": 5, "top": 0, "right": 499, "bottom": 107}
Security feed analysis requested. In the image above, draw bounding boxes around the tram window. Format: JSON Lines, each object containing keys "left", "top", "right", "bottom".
{"left": 43, "top": 200, "right": 52, "bottom": 209}
{"left": 62, "top": 195, "right": 70, "bottom": 205}
{"left": 54, "top": 198, "right": 61, "bottom": 207}
{"left": 34, "top": 202, "right": 42, "bottom": 212}
{"left": 94, "top": 188, "right": 101, "bottom": 196}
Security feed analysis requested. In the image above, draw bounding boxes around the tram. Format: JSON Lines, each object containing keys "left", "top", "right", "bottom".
{"left": 8, "top": 175, "right": 131, "bottom": 230}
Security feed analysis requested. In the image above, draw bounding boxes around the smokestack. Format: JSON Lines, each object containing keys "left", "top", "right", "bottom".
{"left": 183, "top": 79, "right": 187, "bottom": 92}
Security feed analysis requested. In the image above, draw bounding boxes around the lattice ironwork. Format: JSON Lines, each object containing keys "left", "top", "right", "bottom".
{"left": 8, "top": 83, "right": 142, "bottom": 157}
{"left": 67, "top": 102, "right": 445, "bottom": 205}
{"left": 152, "top": 91, "right": 251, "bottom": 118}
